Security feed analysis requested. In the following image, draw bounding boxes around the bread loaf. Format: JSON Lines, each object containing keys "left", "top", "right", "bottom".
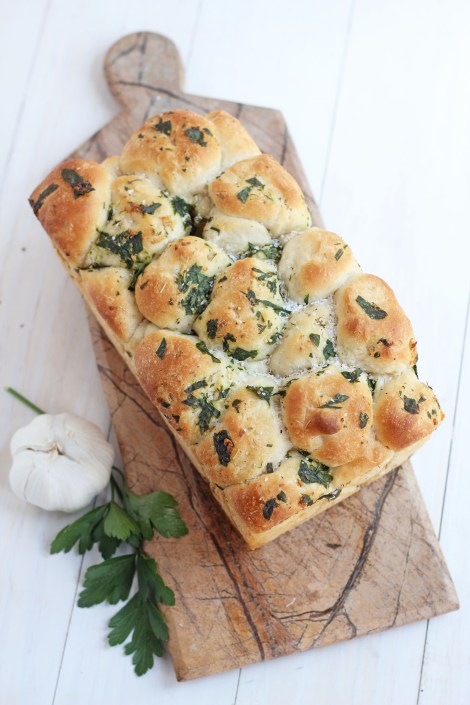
{"left": 29, "top": 109, "right": 444, "bottom": 548}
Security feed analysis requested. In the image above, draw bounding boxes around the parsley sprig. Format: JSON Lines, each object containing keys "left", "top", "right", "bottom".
{"left": 51, "top": 467, "right": 188, "bottom": 675}
{"left": 5, "top": 387, "right": 187, "bottom": 677}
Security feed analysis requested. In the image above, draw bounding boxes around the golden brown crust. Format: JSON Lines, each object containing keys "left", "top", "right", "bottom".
{"left": 209, "top": 154, "right": 311, "bottom": 235}
{"left": 134, "top": 236, "right": 230, "bottom": 332}
{"left": 133, "top": 329, "right": 233, "bottom": 445}
{"left": 335, "top": 273, "right": 417, "bottom": 374}
{"left": 278, "top": 228, "right": 361, "bottom": 301}
{"left": 215, "top": 439, "right": 394, "bottom": 546}
{"left": 194, "top": 387, "right": 288, "bottom": 486}
{"left": 29, "top": 158, "right": 114, "bottom": 267}
{"left": 374, "top": 371, "right": 444, "bottom": 450}
{"left": 30, "top": 108, "right": 443, "bottom": 549}
{"left": 282, "top": 365, "right": 373, "bottom": 466}
{"left": 206, "top": 110, "right": 261, "bottom": 167}
{"left": 119, "top": 110, "right": 222, "bottom": 197}
{"left": 84, "top": 175, "right": 187, "bottom": 269}
{"left": 79, "top": 268, "right": 143, "bottom": 343}
{"left": 332, "top": 437, "right": 393, "bottom": 487}
{"left": 217, "top": 457, "right": 305, "bottom": 534}
{"left": 216, "top": 453, "right": 341, "bottom": 537}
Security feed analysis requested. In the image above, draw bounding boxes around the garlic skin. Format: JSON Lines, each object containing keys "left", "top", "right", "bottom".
{"left": 9, "top": 413, "right": 114, "bottom": 513}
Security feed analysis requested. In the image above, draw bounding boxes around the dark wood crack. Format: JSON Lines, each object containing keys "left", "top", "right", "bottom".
{"left": 106, "top": 38, "right": 140, "bottom": 67}
{"left": 311, "top": 469, "right": 398, "bottom": 644}
{"left": 280, "top": 124, "right": 288, "bottom": 165}
{"left": 209, "top": 531, "right": 266, "bottom": 661}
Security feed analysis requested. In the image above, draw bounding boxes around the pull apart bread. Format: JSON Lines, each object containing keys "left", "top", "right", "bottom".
{"left": 29, "top": 110, "right": 444, "bottom": 548}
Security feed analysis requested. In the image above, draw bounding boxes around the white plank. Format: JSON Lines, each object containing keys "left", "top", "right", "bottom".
{"left": 236, "top": 0, "right": 470, "bottom": 703}
{"left": 0, "top": 0, "right": 50, "bottom": 184}
{"left": 418, "top": 299, "right": 470, "bottom": 703}
{"left": 236, "top": 622, "right": 429, "bottom": 705}
{"left": 0, "top": 2, "right": 112, "bottom": 703}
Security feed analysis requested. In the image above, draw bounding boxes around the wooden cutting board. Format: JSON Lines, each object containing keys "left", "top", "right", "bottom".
{"left": 73, "top": 32, "right": 458, "bottom": 681}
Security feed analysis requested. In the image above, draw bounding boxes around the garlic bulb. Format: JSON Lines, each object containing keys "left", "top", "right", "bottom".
{"left": 9, "top": 413, "right": 114, "bottom": 512}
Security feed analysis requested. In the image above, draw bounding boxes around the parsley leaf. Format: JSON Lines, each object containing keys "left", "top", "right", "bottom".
{"left": 153, "top": 118, "right": 172, "bottom": 135}
{"left": 103, "top": 501, "right": 141, "bottom": 541}
{"left": 341, "top": 368, "right": 363, "bottom": 383}
{"left": 96, "top": 230, "right": 144, "bottom": 267}
{"left": 323, "top": 339, "right": 336, "bottom": 360}
{"left": 61, "top": 168, "right": 94, "bottom": 198}
{"left": 128, "top": 262, "right": 148, "bottom": 292}
{"left": 368, "top": 376, "right": 377, "bottom": 394}
{"left": 237, "top": 186, "right": 251, "bottom": 203}
{"left": 91, "top": 520, "right": 122, "bottom": 559}
{"left": 171, "top": 196, "right": 192, "bottom": 228}
{"left": 267, "top": 330, "right": 283, "bottom": 345}
{"left": 403, "top": 396, "right": 420, "bottom": 414}
{"left": 252, "top": 267, "right": 278, "bottom": 294}
{"left": 108, "top": 553, "right": 175, "bottom": 675}
{"left": 185, "top": 126, "right": 207, "bottom": 146}
{"left": 196, "top": 340, "right": 221, "bottom": 363}
{"left": 244, "top": 289, "right": 289, "bottom": 316}
{"left": 356, "top": 295, "right": 388, "bottom": 320}
{"left": 136, "top": 553, "right": 175, "bottom": 605}
{"left": 124, "top": 489, "right": 188, "bottom": 540}
{"left": 185, "top": 379, "right": 207, "bottom": 393}
{"left": 213, "top": 430, "right": 234, "bottom": 466}
{"left": 309, "top": 333, "right": 320, "bottom": 347}
{"left": 257, "top": 297, "right": 289, "bottom": 316}
{"left": 111, "top": 594, "right": 166, "bottom": 675}
{"left": 298, "top": 459, "right": 332, "bottom": 487}
{"left": 139, "top": 202, "right": 161, "bottom": 215}
{"left": 176, "top": 264, "right": 215, "bottom": 316}
{"left": 247, "top": 385, "right": 274, "bottom": 403}
{"left": 182, "top": 392, "right": 220, "bottom": 433}
{"left": 78, "top": 554, "right": 136, "bottom": 607}
{"left": 230, "top": 346, "right": 258, "bottom": 361}
{"left": 320, "top": 488, "right": 342, "bottom": 501}
{"left": 50, "top": 505, "right": 108, "bottom": 555}
{"left": 263, "top": 498, "right": 277, "bottom": 520}
{"left": 245, "top": 242, "right": 282, "bottom": 261}
{"left": 206, "top": 319, "right": 218, "bottom": 339}
{"left": 246, "top": 176, "right": 264, "bottom": 187}
{"left": 237, "top": 176, "right": 266, "bottom": 203}
{"left": 319, "top": 393, "right": 349, "bottom": 409}
{"left": 50, "top": 467, "right": 188, "bottom": 676}
{"left": 155, "top": 338, "right": 167, "bottom": 359}
{"left": 359, "top": 412, "right": 369, "bottom": 428}
{"left": 29, "top": 182, "right": 58, "bottom": 214}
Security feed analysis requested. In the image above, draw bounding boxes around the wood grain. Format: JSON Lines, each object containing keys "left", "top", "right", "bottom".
{"left": 72, "top": 32, "right": 458, "bottom": 680}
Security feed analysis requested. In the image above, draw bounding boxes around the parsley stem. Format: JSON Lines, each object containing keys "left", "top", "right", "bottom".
{"left": 110, "top": 473, "right": 124, "bottom": 501}
{"left": 5, "top": 387, "right": 45, "bottom": 415}
{"left": 112, "top": 465, "right": 125, "bottom": 480}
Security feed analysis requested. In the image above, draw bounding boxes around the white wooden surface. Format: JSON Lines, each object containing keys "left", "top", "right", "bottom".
{"left": 0, "top": 1, "right": 469, "bottom": 703}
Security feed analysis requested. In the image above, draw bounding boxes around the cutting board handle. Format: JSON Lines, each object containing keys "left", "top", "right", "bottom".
{"left": 104, "top": 32, "right": 184, "bottom": 114}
